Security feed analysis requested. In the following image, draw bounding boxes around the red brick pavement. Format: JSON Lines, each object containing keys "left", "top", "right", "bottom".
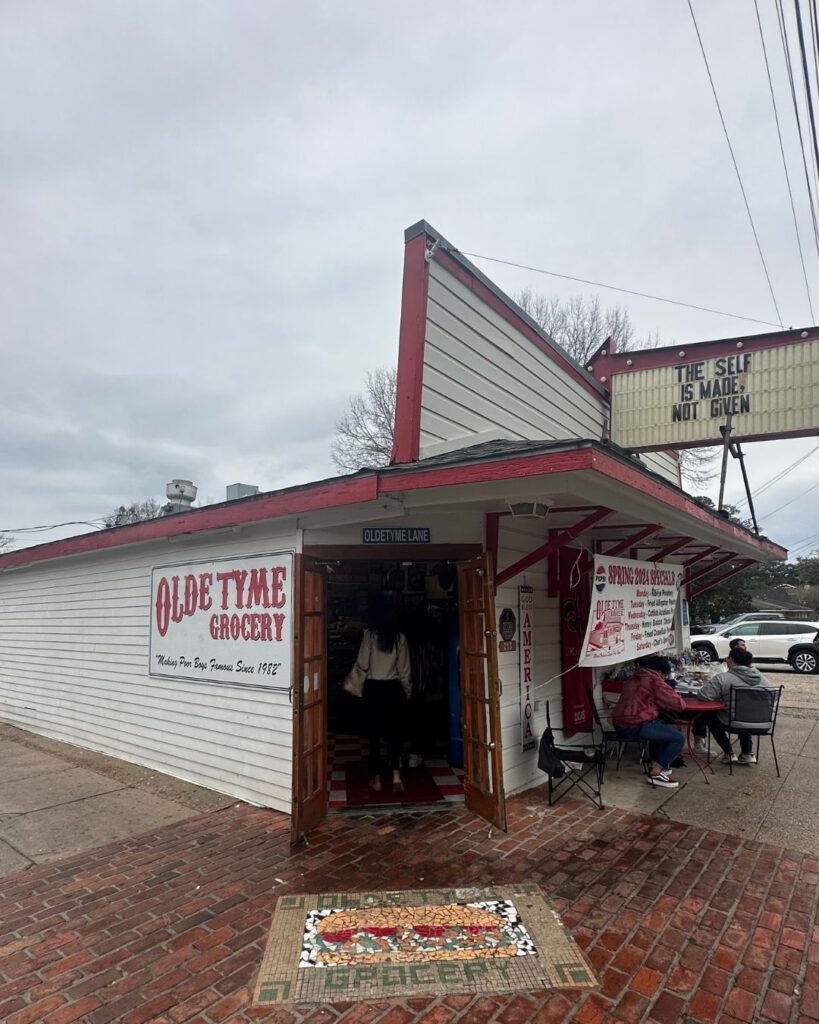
{"left": 0, "top": 789, "right": 817, "bottom": 1024}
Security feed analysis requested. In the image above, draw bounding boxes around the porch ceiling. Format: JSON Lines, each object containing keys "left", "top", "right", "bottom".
{"left": 375, "top": 450, "right": 787, "bottom": 583}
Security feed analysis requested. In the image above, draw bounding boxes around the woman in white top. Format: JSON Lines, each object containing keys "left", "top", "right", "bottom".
{"left": 353, "top": 599, "right": 412, "bottom": 793}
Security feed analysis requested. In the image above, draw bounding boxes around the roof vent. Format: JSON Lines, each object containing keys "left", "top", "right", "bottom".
{"left": 226, "top": 483, "right": 260, "bottom": 502}
{"left": 163, "top": 479, "right": 197, "bottom": 515}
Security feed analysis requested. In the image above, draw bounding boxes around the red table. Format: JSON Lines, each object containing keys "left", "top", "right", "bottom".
{"left": 674, "top": 696, "right": 725, "bottom": 783}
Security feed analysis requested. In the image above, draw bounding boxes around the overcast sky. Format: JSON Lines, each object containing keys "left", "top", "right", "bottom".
{"left": 2, "top": 1, "right": 817, "bottom": 559}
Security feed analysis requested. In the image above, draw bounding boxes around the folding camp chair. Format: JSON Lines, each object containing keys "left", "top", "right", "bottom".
{"left": 726, "top": 685, "right": 783, "bottom": 777}
{"left": 542, "top": 695, "right": 606, "bottom": 810}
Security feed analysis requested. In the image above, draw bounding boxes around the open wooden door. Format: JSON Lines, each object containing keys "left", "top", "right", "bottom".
{"left": 291, "top": 555, "right": 327, "bottom": 844}
{"left": 457, "top": 553, "right": 507, "bottom": 831}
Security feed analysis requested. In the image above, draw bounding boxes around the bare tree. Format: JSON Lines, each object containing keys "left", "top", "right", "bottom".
{"left": 103, "top": 499, "right": 164, "bottom": 529}
{"left": 516, "top": 289, "right": 654, "bottom": 366}
{"left": 331, "top": 367, "right": 396, "bottom": 473}
{"left": 0, "top": 534, "right": 13, "bottom": 554}
{"left": 517, "top": 290, "right": 717, "bottom": 486}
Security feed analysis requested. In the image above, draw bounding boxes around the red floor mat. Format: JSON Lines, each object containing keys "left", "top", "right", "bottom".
{"left": 344, "top": 762, "right": 446, "bottom": 807}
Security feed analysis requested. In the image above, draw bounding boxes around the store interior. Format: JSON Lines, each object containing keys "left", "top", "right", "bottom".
{"left": 324, "top": 558, "right": 465, "bottom": 810}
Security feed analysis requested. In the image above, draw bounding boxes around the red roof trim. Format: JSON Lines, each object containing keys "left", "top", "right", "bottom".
{"left": 588, "top": 326, "right": 817, "bottom": 383}
{"left": 587, "top": 451, "right": 786, "bottom": 558}
{"left": 0, "top": 476, "right": 379, "bottom": 571}
{"left": 0, "top": 446, "right": 785, "bottom": 572}
{"left": 627, "top": 426, "right": 819, "bottom": 453}
{"left": 391, "top": 232, "right": 430, "bottom": 464}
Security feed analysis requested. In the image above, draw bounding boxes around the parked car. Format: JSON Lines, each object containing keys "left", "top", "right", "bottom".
{"left": 787, "top": 632, "right": 819, "bottom": 675}
{"left": 693, "top": 611, "right": 785, "bottom": 635}
{"left": 690, "top": 620, "right": 819, "bottom": 670}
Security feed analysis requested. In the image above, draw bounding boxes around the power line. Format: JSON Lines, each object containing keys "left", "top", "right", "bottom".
{"left": 788, "top": 530, "right": 819, "bottom": 553}
{"left": 734, "top": 443, "right": 819, "bottom": 506}
{"left": 445, "top": 248, "right": 784, "bottom": 329}
{"left": 754, "top": 0, "right": 816, "bottom": 320}
{"left": 776, "top": 0, "right": 819, "bottom": 258}
{"left": 687, "top": 0, "right": 784, "bottom": 327}
{"left": 759, "top": 478, "right": 819, "bottom": 518}
{"left": 793, "top": 0, "right": 819, "bottom": 207}
{"left": 1, "top": 519, "right": 106, "bottom": 535}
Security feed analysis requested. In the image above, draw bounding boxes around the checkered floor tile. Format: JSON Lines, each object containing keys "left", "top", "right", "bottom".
{"left": 327, "top": 734, "right": 464, "bottom": 808}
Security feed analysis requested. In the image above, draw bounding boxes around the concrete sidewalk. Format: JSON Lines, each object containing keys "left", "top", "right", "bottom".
{"left": 0, "top": 724, "right": 233, "bottom": 875}
{"left": 598, "top": 710, "right": 819, "bottom": 856}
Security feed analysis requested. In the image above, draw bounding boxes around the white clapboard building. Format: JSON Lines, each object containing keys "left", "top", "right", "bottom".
{"left": 0, "top": 221, "right": 800, "bottom": 841}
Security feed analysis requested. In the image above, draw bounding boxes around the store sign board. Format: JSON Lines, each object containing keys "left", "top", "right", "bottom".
{"left": 610, "top": 340, "right": 819, "bottom": 450}
{"left": 362, "top": 527, "right": 431, "bottom": 544}
{"left": 578, "top": 555, "right": 682, "bottom": 667}
{"left": 149, "top": 551, "right": 293, "bottom": 690}
{"left": 519, "top": 586, "right": 536, "bottom": 753}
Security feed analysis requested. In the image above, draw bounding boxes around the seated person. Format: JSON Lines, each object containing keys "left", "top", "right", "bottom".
{"left": 612, "top": 654, "right": 687, "bottom": 788}
{"left": 692, "top": 637, "right": 747, "bottom": 752}
{"left": 698, "top": 647, "right": 774, "bottom": 765}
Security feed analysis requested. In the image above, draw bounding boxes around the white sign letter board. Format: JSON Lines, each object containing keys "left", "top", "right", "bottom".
{"left": 149, "top": 552, "right": 293, "bottom": 690}
{"left": 578, "top": 555, "right": 682, "bottom": 667}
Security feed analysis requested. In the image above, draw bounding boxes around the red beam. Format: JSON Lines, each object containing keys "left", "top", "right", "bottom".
{"left": 681, "top": 552, "right": 737, "bottom": 588}
{"left": 390, "top": 232, "right": 430, "bottom": 464}
{"left": 604, "top": 525, "right": 661, "bottom": 557}
{"left": 682, "top": 545, "right": 719, "bottom": 568}
{"left": 495, "top": 508, "right": 611, "bottom": 587}
{"left": 688, "top": 559, "right": 756, "bottom": 600}
{"left": 649, "top": 537, "right": 694, "bottom": 561}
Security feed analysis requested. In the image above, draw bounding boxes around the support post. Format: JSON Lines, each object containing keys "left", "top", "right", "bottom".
{"left": 717, "top": 414, "right": 733, "bottom": 512}
{"left": 734, "top": 443, "right": 759, "bottom": 535}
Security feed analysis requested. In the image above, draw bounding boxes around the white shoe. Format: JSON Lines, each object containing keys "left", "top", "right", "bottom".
{"left": 648, "top": 771, "right": 679, "bottom": 789}
{"left": 737, "top": 753, "right": 757, "bottom": 765}
{"left": 693, "top": 738, "right": 708, "bottom": 754}
{"left": 721, "top": 752, "right": 739, "bottom": 764}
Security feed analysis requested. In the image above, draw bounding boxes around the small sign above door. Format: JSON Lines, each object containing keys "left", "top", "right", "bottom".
{"left": 362, "top": 527, "right": 431, "bottom": 544}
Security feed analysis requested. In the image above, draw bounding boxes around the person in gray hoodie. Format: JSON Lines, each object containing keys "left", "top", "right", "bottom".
{"left": 699, "top": 647, "right": 774, "bottom": 765}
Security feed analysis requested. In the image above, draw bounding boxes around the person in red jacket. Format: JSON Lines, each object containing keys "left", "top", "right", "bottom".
{"left": 612, "top": 654, "right": 687, "bottom": 788}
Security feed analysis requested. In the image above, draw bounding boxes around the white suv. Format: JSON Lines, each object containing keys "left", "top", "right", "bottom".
{"left": 691, "top": 620, "right": 819, "bottom": 667}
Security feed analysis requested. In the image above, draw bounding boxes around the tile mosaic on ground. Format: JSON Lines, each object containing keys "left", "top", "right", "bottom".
{"left": 0, "top": 789, "right": 817, "bottom": 1024}
{"left": 254, "top": 885, "right": 593, "bottom": 1006}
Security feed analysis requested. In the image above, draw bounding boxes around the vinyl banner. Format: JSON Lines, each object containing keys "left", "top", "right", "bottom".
{"left": 578, "top": 555, "right": 682, "bottom": 667}
{"left": 149, "top": 551, "right": 293, "bottom": 690}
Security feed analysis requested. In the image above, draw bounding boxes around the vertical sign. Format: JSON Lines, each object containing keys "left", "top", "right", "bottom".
{"left": 559, "top": 547, "right": 594, "bottom": 737}
{"left": 519, "top": 586, "right": 535, "bottom": 752}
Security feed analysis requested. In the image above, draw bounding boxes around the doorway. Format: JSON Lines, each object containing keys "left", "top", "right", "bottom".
{"left": 325, "top": 558, "right": 462, "bottom": 811}
{"left": 291, "top": 549, "right": 505, "bottom": 842}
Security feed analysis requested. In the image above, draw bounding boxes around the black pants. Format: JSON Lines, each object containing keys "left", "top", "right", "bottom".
{"left": 696, "top": 711, "right": 753, "bottom": 755}
{"left": 363, "top": 679, "right": 406, "bottom": 773}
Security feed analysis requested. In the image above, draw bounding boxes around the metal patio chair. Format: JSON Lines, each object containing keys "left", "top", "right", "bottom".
{"left": 725, "top": 685, "right": 783, "bottom": 777}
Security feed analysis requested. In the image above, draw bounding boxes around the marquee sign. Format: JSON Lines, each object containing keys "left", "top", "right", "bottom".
{"left": 149, "top": 551, "right": 293, "bottom": 690}
{"left": 609, "top": 338, "right": 819, "bottom": 450}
